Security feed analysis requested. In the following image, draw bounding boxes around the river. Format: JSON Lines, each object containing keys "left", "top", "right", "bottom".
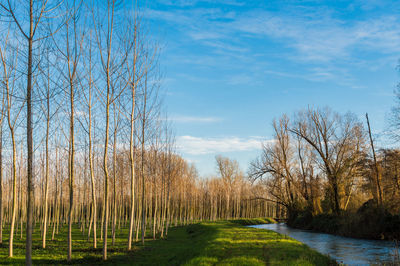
{"left": 250, "top": 223, "right": 399, "bottom": 265}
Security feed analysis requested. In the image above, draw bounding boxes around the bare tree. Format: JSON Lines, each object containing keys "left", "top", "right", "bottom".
{"left": 111, "top": 103, "right": 121, "bottom": 246}
{"left": 0, "top": 45, "right": 5, "bottom": 247}
{"left": 366, "top": 113, "right": 383, "bottom": 205}
{"left": 80, "top": 31, "right": 98, "bottom": 248}
{"left": 52, "top": 0, "right": 84, "bottom": 259}
{"left": 0, "top": 31, "right": 24, "bottom": 258}
{"left": 126, "top": 6, "right": 140, "bottom": 250}
{"left": 0, "top": 1, "right": 63, "bottom": 263}
{"left": 91, "top": 0, "right": 127, "bottom": 259}
{"left": 290, "top": 108, "right": 365, "bottom": 214}
{"left": 39, "top": 45, "right": 60, "bottom": 249}
{"left": 215, "top": 155, "right": 242, "bottom": 219}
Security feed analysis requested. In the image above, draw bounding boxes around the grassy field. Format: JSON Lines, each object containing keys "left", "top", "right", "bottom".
{"left": 0, "top": 218, "right": 336, "bottom": 265}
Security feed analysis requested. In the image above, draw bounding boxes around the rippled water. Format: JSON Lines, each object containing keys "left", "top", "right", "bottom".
{"left": 250, "top": 223, "right": 399, "bottom": 265}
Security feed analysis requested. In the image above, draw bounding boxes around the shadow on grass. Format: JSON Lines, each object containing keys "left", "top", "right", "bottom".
{"left": 107, "top": 223, "right": 219, "bottom": 266}
{"left": 0, "top": 223, "right": 218, "bottom": 265}
{"left": 0, "top": 220, "right": 334, "bottom": 265}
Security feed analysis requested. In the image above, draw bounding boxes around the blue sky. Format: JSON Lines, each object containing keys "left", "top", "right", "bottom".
{"left": 143, "top": 0, "right": 400, "bottom": 177}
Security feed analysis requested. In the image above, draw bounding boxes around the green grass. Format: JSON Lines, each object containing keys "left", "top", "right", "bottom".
{"left": 229, "top": 217, "right": 277, "bottom": 226}
{"left": 0, "top": 219, "right": 336, "bottom": 265}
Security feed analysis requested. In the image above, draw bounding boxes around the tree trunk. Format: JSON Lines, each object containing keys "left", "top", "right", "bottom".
{"left": 366, "top": 113, "right": 383, "bottom": 205}
{"left": 26, "top": 2, "right": 34, "bottom": 264}
{"left": 67, "top": 81, "right": 75, "bottom": 261}
{"left": 42, "top": 93, "right": 50, "bottom": 248}
{"left": 8, "top": 131, "right": 17, "bottom": 257}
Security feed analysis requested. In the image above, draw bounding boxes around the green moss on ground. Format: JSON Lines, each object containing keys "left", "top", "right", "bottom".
{"left": 0, "top": 219, "right": 335, "bottom": 265}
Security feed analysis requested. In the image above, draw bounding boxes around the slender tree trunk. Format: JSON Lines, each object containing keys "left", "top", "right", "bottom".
{"left": 67, "top": 81, "right": 75, "bottom": 261}
{"left": 153, "top": 181, "right": 157, "bottom": 240}
{"left": 18, "top": 149, "right": 23, "bottom": 240}
{"left": 87, "top": 46, "right": 97, "bottom": 248}
{"left": 26, "top": 2, "right": 34, "bottom": 264}
{"left": 103, "top": 96, "right": 110, "bottom": 260}
{"left": 366, "top": 113, "right": 383, "bottom": 205}
{"left": 99, "top": 1, "right": 116, "bottom": 259}
{"left": 88, "top": 105, "right": 97, "bottom": 248}
{"left": 0, "top": 127, "right": 3, "bottom": 245}
{"left": 8, "top": 131, "right": 17, "bottom": 257}
{"left": 141, "top": 71, "right": 148, "bottom": 245}
{"left": 127, "top": 33, "right": 137, "bottom": 251}
{"left": 42, "top": 91, "right": 50, "bottom": 248}
{"left": 52, "top": 148, "right": 58, "bottom": 241}
{"left": 112, "top": 111, "right": 118, "bottom": 246}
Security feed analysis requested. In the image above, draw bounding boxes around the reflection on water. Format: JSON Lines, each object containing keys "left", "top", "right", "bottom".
{"left": 250, "top": 223, "right": 399, "bottom": 265}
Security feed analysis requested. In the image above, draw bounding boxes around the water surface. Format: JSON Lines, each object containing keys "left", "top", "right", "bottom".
{"left": 250, "top": 223, "right": 399, "bottom": 265}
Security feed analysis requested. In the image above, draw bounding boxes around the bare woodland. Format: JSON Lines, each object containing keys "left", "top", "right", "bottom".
{"left": 0, "top": 1, "right": 273, "bottom": 264}
{"left": 250, "top": 107, "right": 400, "bottom": 236}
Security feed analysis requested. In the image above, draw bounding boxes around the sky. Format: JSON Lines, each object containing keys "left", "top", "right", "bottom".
{"left": 143, "top": 0, "right": 400, "bottom": 177}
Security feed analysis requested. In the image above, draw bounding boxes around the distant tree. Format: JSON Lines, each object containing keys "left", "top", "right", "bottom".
{"left": 249, "top": 116, "right": 299, "bottom": 211}
{"left": 215, "top": 155, "right": 242, "bottom": 219}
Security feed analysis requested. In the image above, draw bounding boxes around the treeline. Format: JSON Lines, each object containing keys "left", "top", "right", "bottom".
{"left": 0, "top": 146, "right": 273, "bottom": 253}
{"left": 250, "top": 107, "right": 400, "bottom": 239}
{"left": 0, "top": 1, "right": 273, "bottom": 264}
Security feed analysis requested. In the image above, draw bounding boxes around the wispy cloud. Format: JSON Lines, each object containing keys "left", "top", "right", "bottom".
{"left": 170, "top": 115, "right": 222, "bottom": 123}
{"left": 264, "top": 67, "right": 354, "bottom": 86}
{"left": 188, "top": 31, "right": 224, "bottom": 41}
{"left": 230, "top": 10, "right": 400, "bottom": 62}
{"left": 147, "top": 3, "right": 400, "bottom": 64}
{"left": 177, "top": 135, "right": 267, "bottom": 155}
{"left": 157, "top": 0, "right": 245, "bottom": 7}
{"left": 201, "top": 40, "right": 248, "bottom": 53}
{"left": 227, "top": 74, "right": 254, "bottom": 85}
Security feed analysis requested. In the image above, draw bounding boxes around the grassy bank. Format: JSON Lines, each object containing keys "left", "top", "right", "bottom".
{"left": 289, "top": 201, "right": 400, "bottom": 240}
{"left": 0, "top": 218, "right": 335, "bottom": 265}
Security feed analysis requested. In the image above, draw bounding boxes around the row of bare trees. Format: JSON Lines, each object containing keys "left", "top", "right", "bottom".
{"left": 0, "top": 1, "right": 277, "bottom": 263}
{"left": 0, "top": 144, "right": 275, "bottom": 259}
{"left": 0, "top": 0, "right": 159, "bottom": 263}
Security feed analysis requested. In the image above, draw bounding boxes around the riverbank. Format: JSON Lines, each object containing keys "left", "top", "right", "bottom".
{"left": 253, "top": 223, "right": 400, "bottom": 265}
{"left": 288, "top": 204, "right": 400, "bottom": 240}
{"left": 0, "top": 218, "right": 335, "bottom": 265}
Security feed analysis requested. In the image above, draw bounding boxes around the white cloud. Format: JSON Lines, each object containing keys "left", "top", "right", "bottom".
{"left": 170, "top": 115, "right": 221, "bottom": 123}
{"left": 189, "top": 31, "right": 223, "bottom": 41}
{"left": 147, "top": 1, "right": 400, "bottom": 94}
{"left": 230, "top": 11, "right": 400, "bottom": 62}
{"left": 148, "top": 4, "right": 400, "bottom": 63}
{"left": 177, "top": 135, "right": 267, "bottom": 155}
{"left": 201, "top": 40, "right": 248, "bottom": 53}
{"left": 158, "top": 0, "right": 244, "bottom": 7}
{"left": 227, "top": 74, "right": 254, "bottom": 85}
